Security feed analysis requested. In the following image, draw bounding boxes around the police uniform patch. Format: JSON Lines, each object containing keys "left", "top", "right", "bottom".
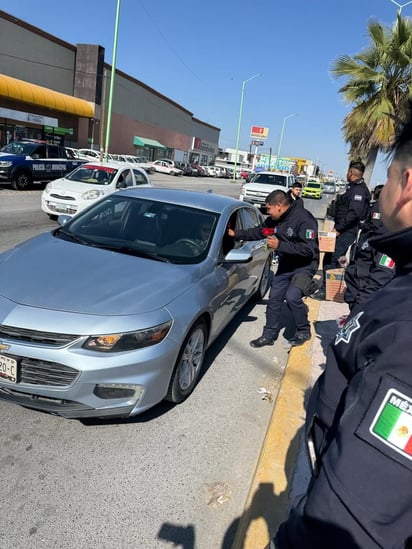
{"left": 370, "top": 388, "right": 412, "bottom": 461}
{"left": 379, "top": 254, "right": 395, "bottom": 269}
{"left": 372, "top": 212, "right": 381, "bottom": 219}
{"left": 287, "top": 227, "right": 294, "bottom": 237}
{"left": 354, "top": 194, "right": 363, "bottom": 201}
{"left": 356, "top": 375, "right": 412, "bottom": 471}
{"left": 335, "top": 311, "right": 363, "bottom": 345}
{"left": 305, "top": 229, "right": 314, "bottom": 239}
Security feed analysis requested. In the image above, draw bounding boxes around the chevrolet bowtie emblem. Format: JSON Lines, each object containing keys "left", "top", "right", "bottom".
{"left": 0, "top": 343, "right": 10, "bottom": 352}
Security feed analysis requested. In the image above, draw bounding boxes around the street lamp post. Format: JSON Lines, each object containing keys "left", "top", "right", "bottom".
{"left": 104, "top": 0, "right": 122, "bottom": 156}
{"left": 233, "top": 73, "right": 261, "bottom": 181}
{"left": 389, "top": 0, "right": 412, "bottom": 14}
{"left": 275, "top": 113, "right": 295, "bottom": 171}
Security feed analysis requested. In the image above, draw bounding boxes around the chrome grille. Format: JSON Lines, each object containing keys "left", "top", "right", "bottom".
{"left": 0, "top": 325, "right": 80, "bottom": 346}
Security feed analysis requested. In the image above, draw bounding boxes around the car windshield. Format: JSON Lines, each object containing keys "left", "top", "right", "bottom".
{"left": 56, "top": 194, "right": 219, "bottom": 264}
{"left": 65, "top": 165, "right": 118, "bottom": 185}
{"left": 1, "top": 142, "right": 37, "bottom": 156}
{"left": 250, "top": 174, "right": 287, "bottom": 186}
{"left": 307, "top": 182, "right": 321, "bottom": 188}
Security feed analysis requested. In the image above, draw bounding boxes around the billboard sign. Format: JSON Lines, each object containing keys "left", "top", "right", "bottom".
{"left": 250, "top": 126, "right": 269, "bottom": 139}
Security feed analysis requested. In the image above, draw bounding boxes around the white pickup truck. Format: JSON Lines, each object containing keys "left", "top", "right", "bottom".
{"left": 239, "top": 171, "right": 295, "bottom": 212}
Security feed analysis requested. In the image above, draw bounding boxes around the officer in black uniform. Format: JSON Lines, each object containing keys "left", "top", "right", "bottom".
{"left": 319, "top": 161, "right": 370, "bottom": 294}
{"left": 344, "top": 185, "right": 395, "bottom": 315}
{"left": 228, "top": 190, "right": 319, "bottom": 348}
{"left": 271, "top": 104, "right": 412, "bottom": 548}
{"left": 287, "top": 181, "right": 304, "bottom": 207}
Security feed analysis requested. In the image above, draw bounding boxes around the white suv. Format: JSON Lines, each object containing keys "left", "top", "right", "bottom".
{"left": 239, "top": 171, "right": 295, "bottom": 211}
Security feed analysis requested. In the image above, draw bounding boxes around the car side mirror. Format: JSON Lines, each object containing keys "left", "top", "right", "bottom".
{"left": 222, "top": 248, "right": 253, "bottom": 264}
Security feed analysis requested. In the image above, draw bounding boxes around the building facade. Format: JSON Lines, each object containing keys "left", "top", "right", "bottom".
{"left": 0, "top": 10, "right": 220, "bottom": 164}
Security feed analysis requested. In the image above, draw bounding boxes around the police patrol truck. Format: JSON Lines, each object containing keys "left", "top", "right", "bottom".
{"left": 0, "top": 140, "right": 86, "bottom": 190}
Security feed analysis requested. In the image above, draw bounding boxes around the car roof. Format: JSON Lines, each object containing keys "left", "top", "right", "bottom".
{"left": 115, "top": 187, "right": 245, "bottom": 212}
{"left": 253, "top": 171, "right": 292, "bottom": 176}
{"left": 80, "top": 161, "right": 144, "bottom": 170}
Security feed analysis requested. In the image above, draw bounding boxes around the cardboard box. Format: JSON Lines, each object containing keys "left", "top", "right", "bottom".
{"left": 326, "top": 268, "right": 346, "bottom": 303}
{"left": 319, "top": 231, "right": 336, "bottom": 253}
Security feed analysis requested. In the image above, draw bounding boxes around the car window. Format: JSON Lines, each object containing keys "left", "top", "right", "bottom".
{"left": 121, "top": 169, "right": 133, "bottom": 187}
{"left": 238, "top": 207, "right": 261, "bottom": 230}
{"left": 47, "top": 146, "right": 60, "bottom": 159}
{"left": 132, "top": 169, "right": 148, "bottom": 185}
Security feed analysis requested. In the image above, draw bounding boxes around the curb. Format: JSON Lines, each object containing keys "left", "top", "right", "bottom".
{"left": 232, "top": 298, "right": 321, "bottom": 548}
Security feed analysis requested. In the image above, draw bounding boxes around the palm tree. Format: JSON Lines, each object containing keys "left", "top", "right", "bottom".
{"left": 331, "top": 14, "right": 412, "bottom": 185}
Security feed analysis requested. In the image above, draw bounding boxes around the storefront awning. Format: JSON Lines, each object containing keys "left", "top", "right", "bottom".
{"left": 133, "top": 135, "right": 166, "bottom": 148}
{"left": 0, "top": 74, "right": 94, "bottom": 118}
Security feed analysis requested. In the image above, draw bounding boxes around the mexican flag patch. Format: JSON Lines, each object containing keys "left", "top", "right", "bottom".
{"left": 372, "top": 212, "right": 381, "bottom": 219}
{"left": 305, "top": 229, "right": 315, "bottom": 239}
{"left": 379, "top": 254, "right": 395, "bottom": 269}
{"left": 371, "top": 389, "right": 412, "bottom": 460}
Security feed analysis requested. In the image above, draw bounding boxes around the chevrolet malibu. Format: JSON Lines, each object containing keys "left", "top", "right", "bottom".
{"left": 0, "top": 188, "right": 271, "bottom": 419}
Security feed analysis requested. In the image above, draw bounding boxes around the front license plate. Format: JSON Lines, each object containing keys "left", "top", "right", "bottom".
{"left": 0, "top": 354, "right": 18, "bottom": 383}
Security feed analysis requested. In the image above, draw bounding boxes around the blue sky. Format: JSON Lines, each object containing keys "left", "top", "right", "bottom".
{"left": 0, "top": 0, "right": 408, "bottom": 183}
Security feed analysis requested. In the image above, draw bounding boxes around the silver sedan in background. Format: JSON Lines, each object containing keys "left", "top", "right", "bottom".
{"left": 0, "top": 188, "right": 271, "bottom": 419}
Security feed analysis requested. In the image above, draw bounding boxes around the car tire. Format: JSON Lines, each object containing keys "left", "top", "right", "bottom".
{"left": 165, "top": 320, "right": 207, "bottom": 404}
{"left": 12, "top": 170, "right": 33, "bottom": 190}
{"left": 255, "top": 256, "right": 272, "bottom": 300}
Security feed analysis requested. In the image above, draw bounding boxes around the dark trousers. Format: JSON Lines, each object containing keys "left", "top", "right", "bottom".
{"left": 322, "top": 231, "right": 356, "bottom": 283}
{"left": 262, "top": 272, "right": 310, "bottom": 340}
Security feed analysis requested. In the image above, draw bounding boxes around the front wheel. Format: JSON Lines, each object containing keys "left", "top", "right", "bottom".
{"left": 166, "top": 320, "right": 207, "bottom": 403}
{"left": 12, "top": 170, "right": 33, "bottom": 190}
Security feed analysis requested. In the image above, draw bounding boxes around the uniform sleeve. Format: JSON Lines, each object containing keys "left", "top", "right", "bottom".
{"left": 335, "top": 187, "right": 370, "bottom": 233}
{"left": 276, "top": 322, "right": 412, "bottom": 548}
{"left": 233, "top": 223, "right": 265, "bottom": 242}
{"left": 353, "top": 251, "right": 395, "bottom": 305}
{"left": 277, "top": 216, "right": 318, "bottom": 257}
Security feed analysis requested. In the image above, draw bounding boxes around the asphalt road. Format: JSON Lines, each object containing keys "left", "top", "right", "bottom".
{"left": 0, "top": 175, "right": 331, "bottom": 549}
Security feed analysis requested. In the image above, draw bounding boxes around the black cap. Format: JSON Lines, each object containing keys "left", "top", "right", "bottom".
{"left": 349, "top": 160, "right": 365, "bottom": 173}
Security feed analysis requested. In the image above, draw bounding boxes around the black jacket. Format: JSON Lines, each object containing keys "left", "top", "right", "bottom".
{"left": 233, "top": 201, "right": 319, "bottom": 275}
{"left": 334, "top": 178, "right": 371, "bottom": 234}
{"left": 276, "top": 227, "right": 412, "bottom": 548}
{"left": 287, "top": 189, "right": 304, "bottom": 207}
{"left": 344, "top": 200, "right": 395, "bottom": 312}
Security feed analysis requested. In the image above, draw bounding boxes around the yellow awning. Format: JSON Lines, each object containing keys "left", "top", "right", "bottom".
{"left": 0, "top": 74, "right": 94, "bottom": 118}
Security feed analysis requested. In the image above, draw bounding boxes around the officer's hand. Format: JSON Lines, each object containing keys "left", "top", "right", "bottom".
{"left": 266, "top": 235, "right": 279, "bottom": 250}
{"left": 227, "top": 228, "right": 235, "bottom": 237}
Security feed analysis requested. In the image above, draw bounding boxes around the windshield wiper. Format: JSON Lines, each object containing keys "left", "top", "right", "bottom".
{"left": 89, "top": 243, "right": 170, "bottom": 262}
{"left": 54, "top": 227, "right": 90, "bottom": 245}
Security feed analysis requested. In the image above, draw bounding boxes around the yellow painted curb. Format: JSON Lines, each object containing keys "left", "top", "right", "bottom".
{"left": 232, "top": 298, "right": 321, "bottom": 549}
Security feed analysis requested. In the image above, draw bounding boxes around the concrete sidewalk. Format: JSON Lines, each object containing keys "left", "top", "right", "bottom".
{"left": 232, "top": 296, "right": 349, "bottom": 548}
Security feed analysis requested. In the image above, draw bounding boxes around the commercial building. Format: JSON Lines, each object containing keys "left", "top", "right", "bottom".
{"left": 0, "top": 10, "right": 220, "bottom": 164}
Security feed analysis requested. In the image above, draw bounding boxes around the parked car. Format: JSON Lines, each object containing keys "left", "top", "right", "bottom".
{"left": 302, "top": 180, "right": 323, "bottom": 199}
{"left": 190, "top": 164, "right": 208, "bottom": 177}
{"left": 152, "top": 160, "right": 183, "bottom": 176}
{"left": 174, "top": 162, "right": 195, "bottom": 176}
{"left": 323, "top": 182, "right": 336, "bottom": 194}
{"left": 239, "top": 172, "right": 295, "bottom": 212}
{"left": 131, "top": 156, "right": 155, "bottom": 174}
{"left": 0, "top": 188, "right": 272, "bottom": 419}
{"left": 41, "top": 161, "right": 152, "bottom": 218}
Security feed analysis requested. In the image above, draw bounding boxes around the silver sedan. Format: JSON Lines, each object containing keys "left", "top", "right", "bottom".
{"left": 0, "top": 188, "right": 271, "bottom": 419}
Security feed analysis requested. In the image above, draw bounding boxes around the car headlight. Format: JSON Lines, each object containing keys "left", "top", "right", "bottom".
{"left": 83, "top": 320, "right": 172, "bottom": 352}
{"left": 240, "top": 186, "right": 246, "bottom": 196}
{"left": 81, "top": 189, "right": 105, "bottom": 200}
{"left": 45, "top": 182, "right": 53, "bottom": 192}
{"left": 0, "top": 161, "right": 12, "bottom": 168}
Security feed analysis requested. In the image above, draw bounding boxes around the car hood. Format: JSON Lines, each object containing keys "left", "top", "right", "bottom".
{"left": 47, "top": 177, "right": 114, "bottom": 196}
{"left": 243, "top": 182, "right": 288, "bottom": 193}
{"left": 0, "top": 234, "right": 195, "bottom": 316}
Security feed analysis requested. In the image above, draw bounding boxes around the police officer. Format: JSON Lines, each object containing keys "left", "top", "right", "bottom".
{"left": 318, "top": 161, "right": 370, "bottom": 296}
{"left": 272, "top": 105, "right": 412, "bottom": 548}
{"left": 287, "top": 181, "right": 304, "bottom": 207}
{"left": 344, "top": 185, "right": 395, "bottom": 315}
{"left": 228, "top": 190, "right": 319, "bottom": 348}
